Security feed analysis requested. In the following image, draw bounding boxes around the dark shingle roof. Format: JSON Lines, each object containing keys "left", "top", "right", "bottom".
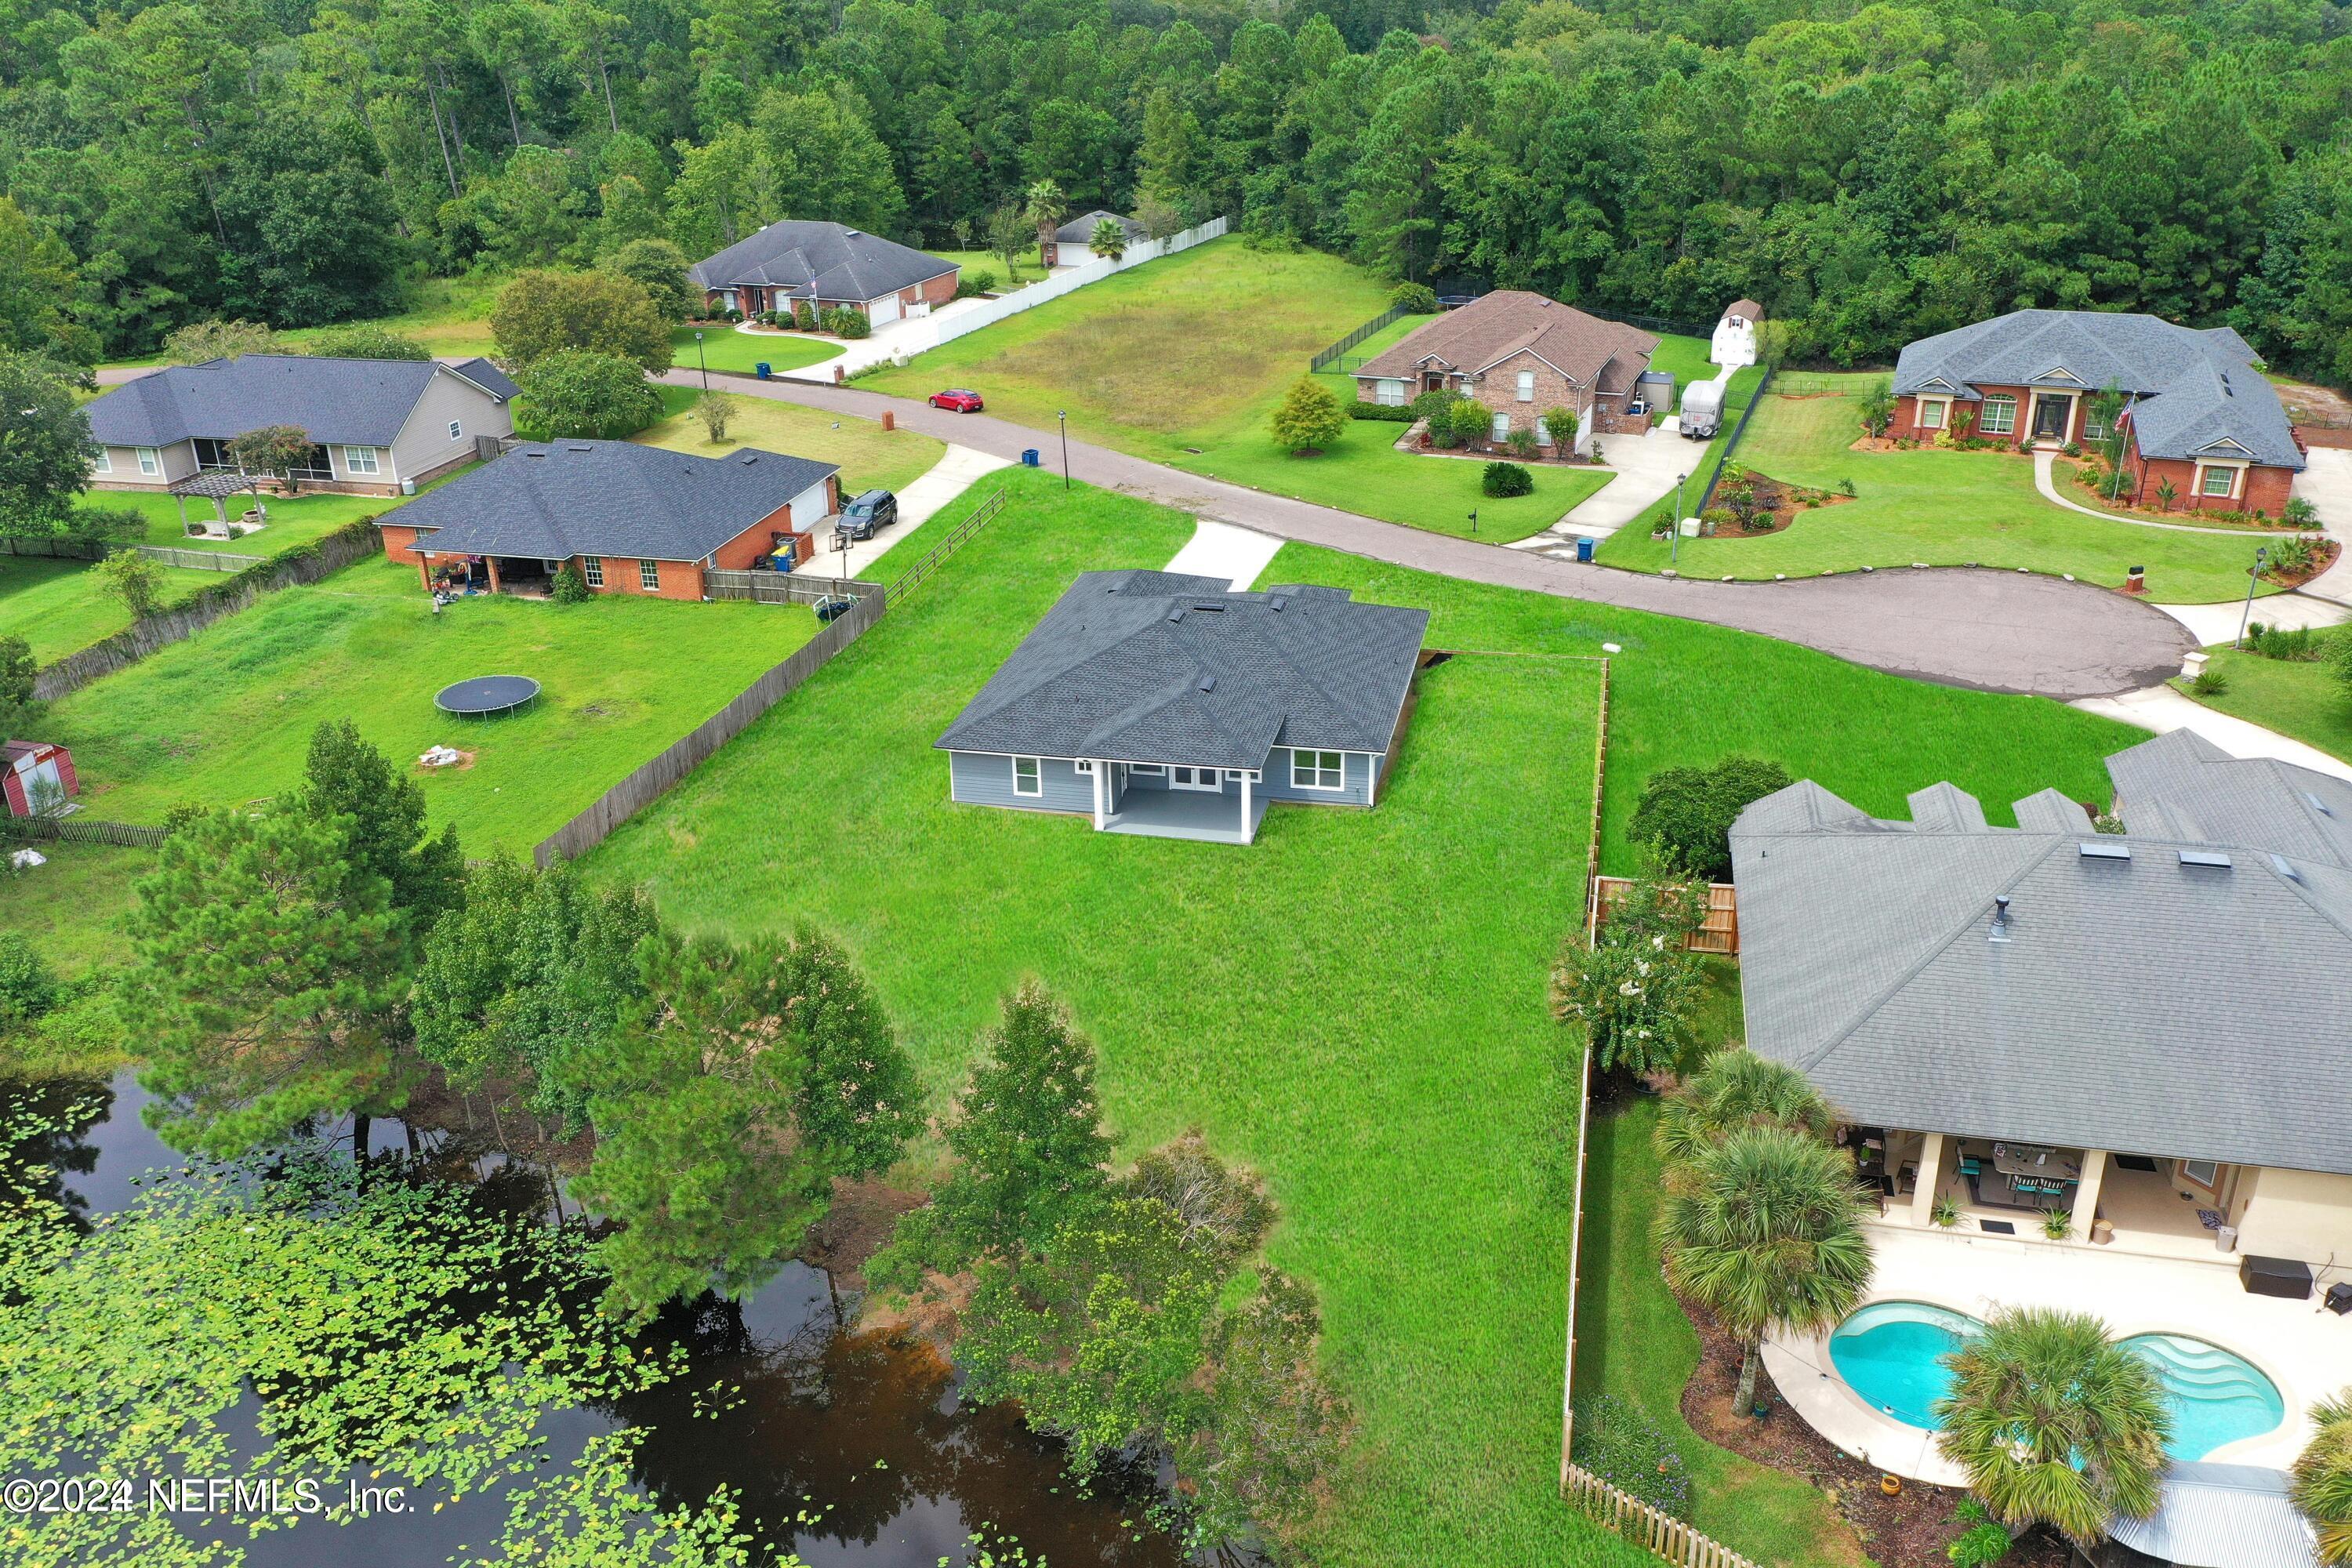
{"left": 1054, "top": 210, "right": 1146, "bottom": 245}
{"left": 1730, "top": 733, "right": 2352, "bottom": 1175}
{"left": 448, "top": 357, "right": 520, "bottom": 401}
{"left": 1353, "top": 290, "right": 1659, "bottom": 390}
{"left": 387, "top": 440, "right": 837, "bottom": 562}
{"left": 935, "top": 571, "right": 1427, "bottom": 770}
{"left": 85, "top": 356, "right": 510, "bottom": 448}
{"left": 1893, "top": 310, "right": 2302, "bottom": 469}
{"left": 688, "top": 221, "right": 956, "bottom": 302}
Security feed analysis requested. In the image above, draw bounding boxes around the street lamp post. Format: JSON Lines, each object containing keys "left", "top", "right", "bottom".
{"left": 693, "top": 330, "right": 708, "bottom": 391}
{"left": 1671, "top": 471, "right": 1689, "bottom": 567}
{"left": 2238, "top": 546, "right": 2269, "bottom": 648}
{"left": 1058, "top": 410, "right": 1071, "bottom": 491}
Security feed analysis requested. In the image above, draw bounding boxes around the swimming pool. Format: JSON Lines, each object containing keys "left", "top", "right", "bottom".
{"left": 1826, "top": 1304, "right": 2285, "bottom": 1459}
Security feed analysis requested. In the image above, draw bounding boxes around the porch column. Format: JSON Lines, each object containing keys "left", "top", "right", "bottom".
{"left": 1092, "top": 761, "right": 1108, "bottom": 830}
{"left": 417, "top": 557, "right": 430, "bottom": 592}
{"left": 1240, "top": 770, "right": 1254, "bottom": 843}
{"left": 486, "top": 557, "right": 503, "bottom": 593}
{"left": 2071, "top": 1149, "right": 2107, "bottom": 1240}
{"left": 1910, "top": 1131, "right": 1945, "bottom": 1227}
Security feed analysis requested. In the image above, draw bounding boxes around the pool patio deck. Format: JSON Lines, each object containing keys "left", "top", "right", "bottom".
{"left": 1762, "top": 1223, "right": 2352, "bottom": 1485}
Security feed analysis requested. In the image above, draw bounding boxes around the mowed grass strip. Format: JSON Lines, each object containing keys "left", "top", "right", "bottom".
{"left": 2175, "top": 648, "right": 2352, "bottom": 763}
{"left": 672, "top": 325, "right": 842, "bottom": 377}
{"left": 577, "top": 468, "right": 1661, "bottom": 1566}
{"left": 45, "top": 557, "right": 817, "bottom": 856}
{"left": 636, "top": 394, "right": 944, "bottom": 498}
{"left": 1597, "top": 375, "right": 2279, "bottom": 604}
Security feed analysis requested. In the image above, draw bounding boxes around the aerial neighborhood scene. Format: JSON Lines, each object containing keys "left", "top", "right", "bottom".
{"left": 8, "top": 0, "right": 2352, "bottom": 1565}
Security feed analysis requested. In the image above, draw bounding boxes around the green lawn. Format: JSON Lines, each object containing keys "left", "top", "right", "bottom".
{"left": 673, "top": 325, "right": 842, "bottom": 378}
{"left": 43, "top": 556, "right": 819, "bottom": 858}
{"left": 0, "top": 554, "right": 216, "bottom": 666}
{"left": 637, "top": 394, "right": 946, "bottom": 499}
{"left": 932, "top": 249, "right": 1051, "bottom": 289}
{"left": 1644, "top": 332, "right": 1721, "bottom": 408}
{"left": 1, "top": 839, "right": 154, "bottom": 981}
{"left": 100, "top": 483, "right": 436, "bottom": 554}
{"left": 1599, "top": 375, "right": 2282, "bottom": 604}
{"left": 2174, "top": 648, "right": 2352, "bottom": 764}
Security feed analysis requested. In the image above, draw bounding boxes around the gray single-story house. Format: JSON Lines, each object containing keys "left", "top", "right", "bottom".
{"left": 84, "top": 354, "right": 516, "bottom": 499}
{"left": 934, "top": 570, "right": 1428, "bottom": 845}
{"left": 1040, "top": 209, "right": 1148, "bottom": 265}
{"left": 690, "top": 220, "right": 959, "bottom": 325}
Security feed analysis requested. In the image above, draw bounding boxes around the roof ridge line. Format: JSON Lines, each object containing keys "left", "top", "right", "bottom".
{"left": 1795, "top": 837, "right": 2067, "bottom": 1075}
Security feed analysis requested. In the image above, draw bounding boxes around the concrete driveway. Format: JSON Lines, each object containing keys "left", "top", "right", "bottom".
{"left": 2293, "top": 446, "right": 2352, "bottom": 604}
{"left": 662, "top": 369, "right": 2195, "bottom": 699}
{"left": 803, "top": 442, "right": 1012, "bottom": 583}
{"left": 1508, "top": 422, "right": 1709, "bottom": 554}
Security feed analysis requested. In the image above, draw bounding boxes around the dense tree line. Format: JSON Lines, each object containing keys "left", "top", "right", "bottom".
{"left": 5, "top": 0, "right": 2352, "bottom": 369}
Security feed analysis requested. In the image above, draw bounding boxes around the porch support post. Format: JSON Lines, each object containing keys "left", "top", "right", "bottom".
{"left": 174, "top": 493, "right": 188, "bottom": 532}
{"left": 2071, "top": 1149, "right": 2107, "bottom": 1240}
{"left": 1092, "top": 761, "right": 1107, "bottom": 830}
{"left": 1240, "top": 769, "right": 1254, "bottom": 843}
{"left": 1910, "top": 1131, "right": 1945, "bottom": 1227}
{"left": 418, "top": 556, "right": 430, "bottom": 592}
{"left": 486, "top": 557, "right": 503, "bottom": 593}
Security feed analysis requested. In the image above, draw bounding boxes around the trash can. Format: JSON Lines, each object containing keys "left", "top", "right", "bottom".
{"left": 755, "top": 361, "right": 772, "bottom": 379}
{"left": 1575, "top": 536, "right": 1595, "bottom": 563}
{"left": 2215, "top": 1224, "right": 2239, "bottom": 1254}
{"left": 1021, "top": 448, "right": 1040, "bottom": 467}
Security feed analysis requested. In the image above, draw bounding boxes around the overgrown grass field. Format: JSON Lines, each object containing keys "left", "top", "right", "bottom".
{"left": 42, "top": 557, "right": 816, "bottom": 856}
{"left": 1599, "top": 376, "right": 2281, "bottom": 603}
{"left": 2, "top": 840, "right": 154, "bottom": 980}
{"left": 2175, "top": 648, "right": 2352, "bottom": 763}
{"left": 636, "top": 394, "right": 944, "bottom": 497}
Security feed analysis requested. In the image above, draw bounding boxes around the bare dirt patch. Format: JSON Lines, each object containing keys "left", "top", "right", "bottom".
{"left": 2274, "top": 376, "right": 2352, "bottom": 426}
{"left": 413, "top": 748, "right": 477, "bottom": 774}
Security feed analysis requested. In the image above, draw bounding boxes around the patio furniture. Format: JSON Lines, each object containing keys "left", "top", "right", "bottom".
{"left": 2239, "top": 1254, "right": 2313, "bottom": 1300}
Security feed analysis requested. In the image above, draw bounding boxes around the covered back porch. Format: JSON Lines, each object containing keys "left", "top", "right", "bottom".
{"left": 1090, "top": 760, "right": 1265, "bottom": 846}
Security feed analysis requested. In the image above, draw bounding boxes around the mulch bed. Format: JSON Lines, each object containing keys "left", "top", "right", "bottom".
{"left": 1704, "top": 474, "right": 1855, "bottom": 540}
{"left": 2263, "top": 539, "right": 2341, "bottom": 589}
{"left": 1675, "top": 1292, "right": 2067, "bottom": 1568}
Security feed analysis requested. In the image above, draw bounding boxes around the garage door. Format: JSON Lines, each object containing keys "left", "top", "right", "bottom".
{"left": 868, "top": 293, "right": 901, "bottom": 325}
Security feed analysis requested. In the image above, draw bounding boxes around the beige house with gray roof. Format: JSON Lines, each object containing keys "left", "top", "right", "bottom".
{"left": 1351, "top": 291, "right": 1660, "bottom": 449}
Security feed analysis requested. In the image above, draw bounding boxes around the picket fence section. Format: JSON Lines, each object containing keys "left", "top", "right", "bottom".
{"left": 532, "top": 590, "right": 886, "bottom": 866}
{"left": 139, "top": 545, "right": 267, "bottom": 572}
{"left": 891, "top": 217, "right": 1229, "bottom": 359}
{"left": 16, "top": 815, "right": 169, "bottom": 848}
{"left": 703, "top": 570, "right": 881, "bottom": 606}
{"left": 1562, "top": 1465, "right": 1765, "bottom": 1568}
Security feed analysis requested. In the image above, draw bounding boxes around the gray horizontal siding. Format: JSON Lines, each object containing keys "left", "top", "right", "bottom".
{"left": 949, "top": 751, "right": 1093, "bottom": 814}
{"left": 1260, "top": 748, "right": 1376, "bottom": 807}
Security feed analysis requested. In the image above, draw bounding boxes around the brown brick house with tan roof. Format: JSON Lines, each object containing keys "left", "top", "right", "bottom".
{"left": 1350, "top": 292, "right": 1660, "bottom": 450}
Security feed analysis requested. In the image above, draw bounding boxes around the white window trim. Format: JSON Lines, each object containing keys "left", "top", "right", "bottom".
{"left": 448, "top": 419, "right": 463, "bottom": 441}
{"left": 1011, "top": 756, "right": 1042, "bottom": 797}
{"left": 1375, "top": 379, "right": 1405, "bottom": 408}
{"left": 1291, "top": 750, "right": 1346, "bottom": 792}
{"left": 583, "top": 556, "right": 604, "bottom": 587}
{"left": 2179, "top": 1158, "right": 2222, "bottom": 1193}
{"left": 1979, "top": 395, "right": 2017, "bottom": 436}
{"left": 637, "top": 558, "right": 661, "bottom": 591}
{"left": 1915, "top": 397, "right": 1947, "bottom": 430}
{"left": 343, "top": 445, "right": 381, "bottom": 475}
{"left": 1073, "top": 758, "right": 1094, "bottom": 775}
{"left": 91, "top": 448, "right": 112, "bottom": 474}
{"left": 1490, "top": 412, "right": 1511, "bottom": 441}
{"left": 136, "top": 447, "right": 161, "bottom": 477}
{"left": 1515, "top": 370, "right": 1535, "bottom": 403}
{"left": 2197, "top": 463, "right": 2241, "bottom": 499}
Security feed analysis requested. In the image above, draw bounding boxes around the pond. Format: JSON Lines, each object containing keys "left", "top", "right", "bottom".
{"left": 2, "top": 1072, "right": 1186, "bottom": 1567}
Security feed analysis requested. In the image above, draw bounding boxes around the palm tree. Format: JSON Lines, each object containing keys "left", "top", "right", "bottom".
{"left": 2294, "top": 1387, "right": 2352, "bottom": 1565}
{"left": 1654, "top": 1047, "right": 1835, "bottom": 1175}
{"left": 1934, "top": 1305, "right": 2171, "bottom": 1548}
{"left": 1657, "top": 1126, "right": 1874, "bottom": 1417}
{"left": 1022, "top": 178, "right": 1067, "bottom": 269}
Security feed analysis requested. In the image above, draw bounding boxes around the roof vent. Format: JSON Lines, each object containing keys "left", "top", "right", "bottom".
{"left": 1198, "top": 674, "right": 1217, "bottom": 693}
{"left": 565, "top": 443, "right": 592, "bottom": 452}
{"left": 523, "top": 449, "right": 546, "bottom": 458}
{"left": 737, "top": 453, "right": 758, "bottom": 464}
{"left": 2178, "top": 849, "right": 2232, "bottom": 869}
{"left": 2304, "top": 791, "right": 2334, "bottom": 817}
{"left": 2078, "top": 840, "right": 2132, "bottom": 861}
{"left": 2271, "top": 853, "right": 2305, "bottom": 884}
{"left": 1269, "top": 595, "right": 1287, "bottom": 611}
{"left": 1989, "top": 895, "right": 2013, "bottom": 943}
{"left": 1191, "top": 603, "right": 1225, "bottom": 613}
{"left": 1167, "top": 608, "right": 1185, "bottom": 623}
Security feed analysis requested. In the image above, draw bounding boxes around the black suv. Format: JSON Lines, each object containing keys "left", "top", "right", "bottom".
{"left": 835, "top": 488, "right": 898, "bottom": 542}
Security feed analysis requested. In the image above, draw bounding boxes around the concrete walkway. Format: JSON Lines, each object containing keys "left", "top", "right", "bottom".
{"left": 662, "top": 369, "right": 2198, "bottom": 700}
{"left": 1165, "top": 519, "right": 1283, "bottom": 590}
{"left": 2292, "top": 445, "right": 2352, "bottom": 604}
{"left": 2032, "top": 448, "right": 2282, "bottom": 536}
{"left": 2151, "top": 593, "right": 2349, "bottom": 647}
{"left": 2072, "top": 684, "right": 2352, "bottom": 780}
{"left": 803, "top": 442, "right": 1012, "bottom": 582}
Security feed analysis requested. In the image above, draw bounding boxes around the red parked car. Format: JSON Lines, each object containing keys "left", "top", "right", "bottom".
{"left": 927, "top": 388, "right": 985, "bottom": 412}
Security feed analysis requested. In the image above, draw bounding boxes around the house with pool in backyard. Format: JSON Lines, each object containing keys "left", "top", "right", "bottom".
{"left": 934, "top": 571, "right": 1425, "bottom": 846}
{"left": 1730, "top": 728, "right": 2350, "bottom": 1566}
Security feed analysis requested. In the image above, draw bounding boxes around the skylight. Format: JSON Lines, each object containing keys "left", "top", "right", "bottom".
{"left": 2078, "top": 840, "right": 2131, "bottom": 861}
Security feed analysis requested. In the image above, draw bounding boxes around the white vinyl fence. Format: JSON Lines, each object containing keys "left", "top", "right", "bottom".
{"left": 893, "top": 217, "right": 1230, "bottom": 359}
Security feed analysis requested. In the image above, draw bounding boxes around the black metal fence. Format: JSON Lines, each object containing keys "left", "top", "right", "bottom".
{"left": 1696, "top": 365, "right": 1777, "bottom": 514}
{"left": 1309, "top": 305, "right": 1410, "bottom": 373}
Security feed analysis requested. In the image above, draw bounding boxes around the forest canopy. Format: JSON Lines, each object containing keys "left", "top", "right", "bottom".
{"left": 4, "top": 0, "right": 2351, "bottom": 378}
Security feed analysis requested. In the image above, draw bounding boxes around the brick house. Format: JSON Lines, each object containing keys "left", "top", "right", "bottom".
{"left": 84, "top": 355, "right": 517, "bottom": 499}
{"left": 1349, "top": 292, "right": 1660, "bottom": 451}
{"left": 375, "top": 440, "right": 840, "bottom": 601}
{"left": 1891, "top": 310, "right": 2305, "bottom": 514}
{"left": 689, "top": 220, "right": 958, "bottom": 326}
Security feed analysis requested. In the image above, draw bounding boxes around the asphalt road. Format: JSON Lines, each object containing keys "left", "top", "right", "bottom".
{"left": 673, "top": 369, "right": 2191, "bottom": 699}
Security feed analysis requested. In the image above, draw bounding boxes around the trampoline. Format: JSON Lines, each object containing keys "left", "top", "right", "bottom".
{"left": 434, "top": 675, "right": 541, "bottom": 718}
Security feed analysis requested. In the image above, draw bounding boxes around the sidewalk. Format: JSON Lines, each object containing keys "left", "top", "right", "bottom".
{"left": 2071, "top": 684, "right": 2352, "bottom": 782}
{"left": 1164, "top": 519, "right": 1283, "bottom": 590}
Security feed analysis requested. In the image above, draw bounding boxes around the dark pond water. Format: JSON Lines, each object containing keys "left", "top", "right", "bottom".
{"left": 2, "top": 1073, "right": 1185, "bottom": 1568}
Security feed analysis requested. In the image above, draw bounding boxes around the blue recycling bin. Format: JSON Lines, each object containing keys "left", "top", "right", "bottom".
{"left": 1575, "top": 535, "right": 1595, "bottom": 563}
{"left": 755, "top": 361, "right": 772, "bottom": 379}
{"left": 1021, "top": 448, "right": 1040, "bottom": 467}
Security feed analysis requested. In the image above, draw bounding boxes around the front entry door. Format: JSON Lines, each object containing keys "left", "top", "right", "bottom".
{"left": 2031, "top": 395, "right": 2071, "bottom": 441}
{"left": 1170, "top": 766, "right": 1222, "bottom": 791}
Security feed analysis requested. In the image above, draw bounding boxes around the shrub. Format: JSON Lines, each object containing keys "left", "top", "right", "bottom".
{"left": 551, "top": 561, "right": 592, "bottom": 604}
{"left": 837, "top": 309, "right": 870, "bottom": 339}
{"left": 0, "top": 931, "right": 58, "bottom": 1031}
{"left": 1350, "top": 401, "right": 1417, "bottom": 423}
{"left": 1743, "top": 508, "right": 1778, "bottom": 533}
{"left": 1482, "top": 461, "right": 1534, "bottom": 497}
{"left": 1552, "top": 875, "right": 1708, "bottom": 1081}
{"left": 1858, "top": 378, "right": 1894, "bottom": 437}
{"left": 2188, "top": 667, "right": 2229, "bottom": 697}
{"left": 1408, "top": 388, "right": 1462, "bottom": 423}
{"left": 1270, "top": 376, "right": 1346, "bottom": 455}
{"left": 2247, "top": 622, "right": 2320, "bottom": 661}
{"left": 163, "top": 318, "right": 278, "bottom": 364}
{"left": 1628, "top": 756, "right": 1793, "bottom": 880}
{"left": 492, "top": 269, "right": 673, "bottom": 372}
{"left": 1543, "top": 404, "right": 1578, "bottom": 453}
{"left": 1388, "top": 281, "right": 1439, "bottom": 314}
{"left": 2284, "top": 497, "right": 2320, "bottom": 529}
{"left": 793, "top": 299, "right": 818, "bottom": 332}
{"left": 1699, "top": 506, "right": 1735, "bottom": 534}
{"left": 2267, "top": 533, "right": 2321, "bottom": 579}
{"left": 1570, "top": 1395, "right": 1691, "bottom": 1523}
{"left": 1947, "top": 1500, "right": 2013, "bottom": 1568}
{"left": 695, "top": 389, "right": 737, "bottom": 445}
{"left": 512, "top": 350, "right": 665, "bottom": 440}
{"left": 597, "top": 237, "right": 700, "bottom": 321}
{"left": 1443, "top": 400, "right": 1491, "bottom": 449}
{"left": 1505, "top": 426, "right": 1541, "bottom": 460}
{"left": 303, "top": 324, "right": 431, "bottom": 361}
{"left": 96, "top": 548, "right": 163, "bottom": 619}
{"left": 2061, "top": 441, "right": 2082, "bottom": 459}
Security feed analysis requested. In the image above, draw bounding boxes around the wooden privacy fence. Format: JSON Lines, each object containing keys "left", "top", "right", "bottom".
{"left": 886, "top": 486, "right": 1005, "bottom": 604}
{"left": 703, "top": 569, "right": 882, "bottom": 606}
{"left": 532, "top": 590, "right": 886, "bottom": 866}
{"left": 1309, "top": 303, "right": 1410, "bottom": 373}
{"left": 138, "top": 545, "right": 267, "bottom": 572}
{"left": 1587, "top": 877, "right": 1739, "bottom": 953}
{"left": 1562, "top": 1464, "right": 1763, "bottom": 1568}
{"left": 17, "top": 815, "right": 169, "bottom": 848}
